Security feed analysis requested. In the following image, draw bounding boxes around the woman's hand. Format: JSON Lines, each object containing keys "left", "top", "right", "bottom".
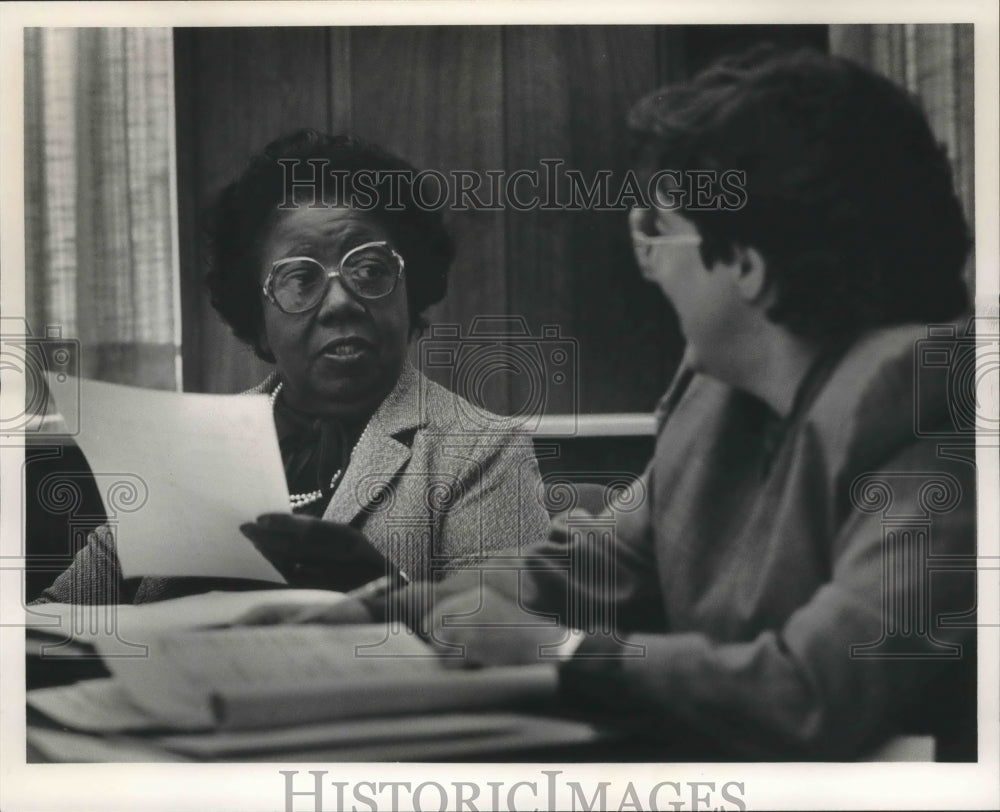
{"left": 239, "top": 513, "right": 397, "bottom": 591}
{"left": 232, "top": 595, "right": 375, "bottom": 626}
{"left": 426, "top": 584, "right": 573, "bottom": 668}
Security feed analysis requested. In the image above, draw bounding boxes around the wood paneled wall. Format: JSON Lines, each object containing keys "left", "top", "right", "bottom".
{"left": 174, "top": 25, "right": 826, "bottom": 414}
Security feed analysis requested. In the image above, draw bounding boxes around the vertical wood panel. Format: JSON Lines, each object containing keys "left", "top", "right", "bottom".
{"left": 656, "top": 27, "right": 688, "bottom": 84}
{"left": 505, "top": 26, "right": 682, "bottom": 415}
{"left": 176, "top": 25, "right": 833, "bottom": 411}
{"left": 565, "top": 26, "right": 684, "bottom": 414}
{"left": 502, "top": 27, "right": 574, "bottom": 418}
{"left": 326, "top": 28, "right": 353, "bottom": 134}
{"left": 348, "top": 26, "right": 508, "bottom": 411}
{"left": 175, "top": 27, "right": 330, "bottom": 393}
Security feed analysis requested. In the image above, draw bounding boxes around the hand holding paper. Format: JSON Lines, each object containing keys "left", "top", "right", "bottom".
{"left": 240, "top": 513, "right": 402, "bottom": 591}
{"left": 47, "top": 375, "right": 290, "bottom": 582}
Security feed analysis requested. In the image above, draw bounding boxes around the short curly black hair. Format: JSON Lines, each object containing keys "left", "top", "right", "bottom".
{"left": 205, "top": 130, "right": 454, "bottom": 361}
{"left": 627, "top": 45, "right": 971, "bottom": 341}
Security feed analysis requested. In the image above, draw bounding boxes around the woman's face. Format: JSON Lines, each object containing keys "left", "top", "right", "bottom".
{"left": 258, "top": 206, "right": 410, "bottom": 420}
{"left": 631, "top": 206, "right": 740, "bottom": 376}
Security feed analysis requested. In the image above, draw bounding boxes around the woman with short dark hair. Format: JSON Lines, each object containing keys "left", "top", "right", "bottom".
{"left": 626, "top": 45, "right": 970, "bottom": 343}
{"left": 207, "top": 129, "right": 454, "bottom": 354}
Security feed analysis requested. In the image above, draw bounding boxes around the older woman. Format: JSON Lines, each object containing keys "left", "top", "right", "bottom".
{"left": 36, "top": 130, "right": 550, "bottom": 603}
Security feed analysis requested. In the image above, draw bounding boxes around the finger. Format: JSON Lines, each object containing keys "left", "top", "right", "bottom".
{"left": 239, "top": 522, "right": 268, "bottom": 542}
{"left": 257, "top": 514, "right": 368, "bottom": 548}
{"left": 293, "top": 600, "right": 375, "bottom": 625}
{"left": 235, "top": 599, "right": 372, "bottom": 626}
{"left": 254, "top": 513, "right": 314, "bottom": 533}
{"left": 231, "top": 603, "right": 306, "bottom": 625}
{"left": 240, "top": 523, "right": 297, "bottom": 550}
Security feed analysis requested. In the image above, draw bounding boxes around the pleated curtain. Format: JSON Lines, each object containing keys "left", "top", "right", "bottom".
{"left": 24, "top": 27, "right": 180, "bottom": 390}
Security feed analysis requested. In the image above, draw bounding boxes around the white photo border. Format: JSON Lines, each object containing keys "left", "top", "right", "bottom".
{"left": 1, "top": 2, "right": 997, "bottom": 810}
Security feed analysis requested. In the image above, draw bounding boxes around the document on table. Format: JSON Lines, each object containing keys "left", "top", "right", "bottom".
{"left": 26, "top": 588, "right": 348, "bottom": 646}
{"left": 44, "top": 375, "right": 288, "bottom": 581}
{"left": 94, "top": 624, "right": 558, "bottom": 731}
{"left": 29, "top": 678, "right": 163, "bottom": 733}
{"left": 27, "top": 705, "right": 603, "bottom": 762}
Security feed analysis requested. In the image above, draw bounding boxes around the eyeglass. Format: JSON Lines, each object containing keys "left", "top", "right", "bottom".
{"left": 628, "top": 206, "right": 701, "bottom": 247}
{"left": 628, "top": 207, "right": 700, "bottom": 268}
{"left": 263, "top": 241, "right": 405, "bottom": 314}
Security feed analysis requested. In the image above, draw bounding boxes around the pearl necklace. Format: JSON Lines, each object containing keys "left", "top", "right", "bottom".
{"left": 270, "top": 382, "right": 373, "bottom": 510}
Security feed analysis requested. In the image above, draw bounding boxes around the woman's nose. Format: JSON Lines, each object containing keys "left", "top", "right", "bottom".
{"left": 316, "top": 274, "right": 365, "bottom": 319}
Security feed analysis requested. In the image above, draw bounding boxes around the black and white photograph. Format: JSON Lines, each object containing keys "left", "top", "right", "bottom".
{"left": 1, "top": 1, "right": 997, "bottom": 810}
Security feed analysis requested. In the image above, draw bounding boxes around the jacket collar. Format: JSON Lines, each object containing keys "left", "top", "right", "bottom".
{"left": 322, "top": 361, "right": 428, "bottom": 523}
{"left": 248, "top": 363, "right": 428, "bottom": 525}
{"left": 249, "top": 362, "right": 426, "bottom": 431}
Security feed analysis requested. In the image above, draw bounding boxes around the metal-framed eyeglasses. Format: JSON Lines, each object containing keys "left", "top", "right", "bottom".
{"left": 628, "top": 206, "right": 701, "bottom": 259}
{"left": 262, "top": 241, "right": 405, "bottom": 314}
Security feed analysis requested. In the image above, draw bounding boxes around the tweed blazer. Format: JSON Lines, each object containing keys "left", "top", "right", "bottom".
{"left": 36, "top": 363, "right": 550, "bottom": 604}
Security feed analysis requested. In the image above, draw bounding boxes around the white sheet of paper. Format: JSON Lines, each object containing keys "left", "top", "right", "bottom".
{"left": 46, "top": 375, "right": 289, "bottom": 581}
{"left": 29, "top": 678, "right": 165, "bottom": 733}
{"left": 27, "top": 728, "right": 190, "bottom": 763}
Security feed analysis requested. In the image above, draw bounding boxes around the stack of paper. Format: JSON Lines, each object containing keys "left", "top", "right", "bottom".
{"left": 30, "top": 623, "right": 559, "bottom": 732}
{"left": 27, "top": 610, "right": 572, "bottom": 762}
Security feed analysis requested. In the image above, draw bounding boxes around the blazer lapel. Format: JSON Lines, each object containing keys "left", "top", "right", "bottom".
{"left": 322, "top": 363, "right": 427, "bottom": 524}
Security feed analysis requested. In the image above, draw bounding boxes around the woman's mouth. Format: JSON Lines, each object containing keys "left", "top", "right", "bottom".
{"left": 319, "top": 337, "right": 374, "bottom": 361}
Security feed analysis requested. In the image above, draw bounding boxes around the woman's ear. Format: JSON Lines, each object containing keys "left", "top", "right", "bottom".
{"left": 731, "top": 245, "right": 769, "bottom": 304}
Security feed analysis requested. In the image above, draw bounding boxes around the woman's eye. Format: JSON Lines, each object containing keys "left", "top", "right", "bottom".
{"left": 352, "top": 262, "right": 380, "bottom": 279}
{"left": 277, "top": 264, "right": 322, "bottom": 289}
{"left": 350, "top": 261, "right": 392, "bottom": 282}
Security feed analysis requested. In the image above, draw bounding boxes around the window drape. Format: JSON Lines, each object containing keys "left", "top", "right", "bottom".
{"left": 24, "top": 27, "right": 181, "bottom": 390}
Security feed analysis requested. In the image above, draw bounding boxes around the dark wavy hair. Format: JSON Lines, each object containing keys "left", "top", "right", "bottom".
{"left": 627, "top": 45, "right": 971, "bottom": 341}
{"left": 205, "top": 130, "right": 454, "bottom": 361}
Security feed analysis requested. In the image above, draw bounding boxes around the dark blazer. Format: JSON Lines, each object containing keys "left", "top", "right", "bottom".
{"left": 491, "top": 323, "right": 976, "bottom": 760}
